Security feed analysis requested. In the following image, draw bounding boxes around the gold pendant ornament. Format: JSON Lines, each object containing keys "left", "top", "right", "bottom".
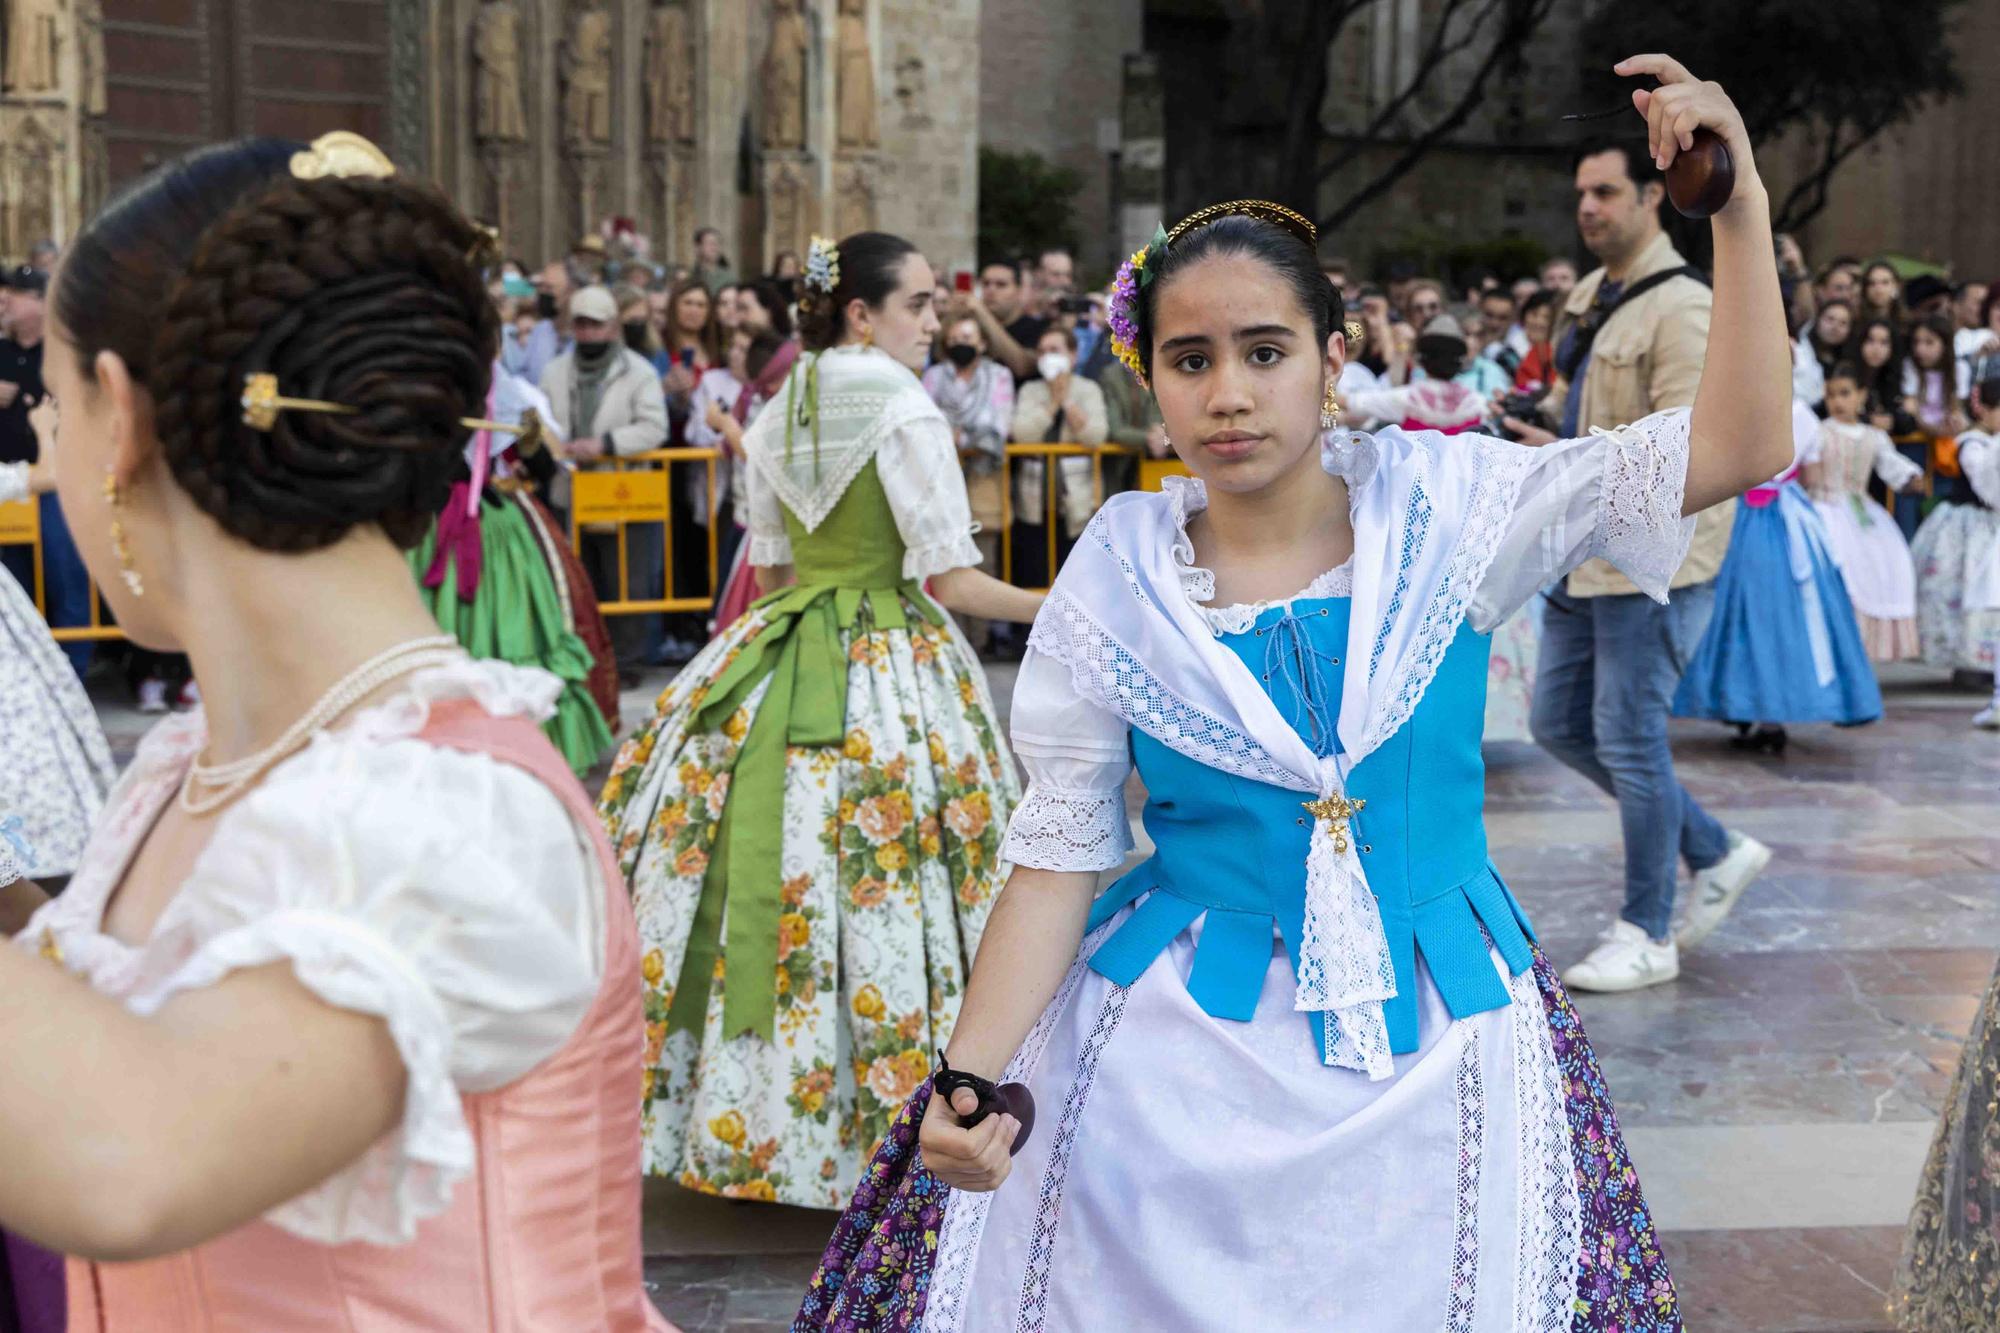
{"left": 1321, "top": 381, "right": 1342, "bottom": 432}
{"left": 1302, "top": 793, "right": 1367, "bottom": 854}
{"left": 103, "top": 467, "right": 144, "bottom": 598}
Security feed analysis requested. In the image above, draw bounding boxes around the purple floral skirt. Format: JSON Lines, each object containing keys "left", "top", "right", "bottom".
{"left": 793, "top": 950, "right": 1680, "bottom": 1332}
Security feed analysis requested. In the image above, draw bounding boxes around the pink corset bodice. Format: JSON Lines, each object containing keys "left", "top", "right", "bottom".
{"left": 64, "top": 700, "right": 670, "bottom": 1332}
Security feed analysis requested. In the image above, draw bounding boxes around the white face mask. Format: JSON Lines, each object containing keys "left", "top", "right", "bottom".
{"left": 1037, "top": 352, "right": 1073, "bottom": 381}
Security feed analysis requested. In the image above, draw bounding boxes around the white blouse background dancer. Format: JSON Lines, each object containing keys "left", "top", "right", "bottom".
{"left": 905, "top": 59, "right": 1790, "bottom": 1332}
{"left": 0, "top": 402, "right": 116, "bottom": 908}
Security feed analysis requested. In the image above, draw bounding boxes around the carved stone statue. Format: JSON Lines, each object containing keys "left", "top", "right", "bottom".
{"left": 473, "top": 1, "right": 529, "bottom": 144}
{"left": 761, "top": 0, "right": 808, "bottom": 151}
{"left": 561, "top": 0, "right": 613, "bottom": 147}
{"left": 2, "top": 0, "right": 63, "bottom": 95}
{"left": 835, "top": 0, "right": 878, "bottom": 151}
{"left": 835, "top": 161, "right": 876, "bottom": 238}
{"left": 765, "top": 157, "right": 814, "bottom": 259}
{"left": 77, "top": 0, "right": 107, "bottom": 115}
{"left": 2, "top": 119, "right": 57, "bottom": 258}
{"left": 644, "top": 1, "right": 694, "bottom": 146}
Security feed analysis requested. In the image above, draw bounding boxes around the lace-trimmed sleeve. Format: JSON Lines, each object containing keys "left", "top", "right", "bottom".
{"left": 123, "top": 735, "right": 605, "bottom": 1247}
{"left": 746, "top": 452, "right": 794, "bottom": 567}
{"left": 1467, "top": 406, "right": 1696, "bottom": 629}
{"left": 878, "top": 414, "right": 984, "bottom": 580}
{"left": 999, "top": 648, "right": 1135, "bottom": 873}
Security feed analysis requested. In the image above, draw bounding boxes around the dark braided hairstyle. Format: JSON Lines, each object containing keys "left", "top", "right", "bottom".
{"left": 1135, "top": 215, "right": 1342, "bottom": 384}
{"left": 55, "top": 138, "right": 498, "bottom": 552}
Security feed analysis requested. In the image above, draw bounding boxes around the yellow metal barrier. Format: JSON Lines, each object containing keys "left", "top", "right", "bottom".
{"left": 0, "top": 496, "right": 124, "bottom": 643}
{"left": 1138, "top": 456, "right": 1191, "bottom": 491}
{"left": 997, "top": 442, "right": 1143, "bottom": 592}
{"left": 565, "top": 447, "right": 723, "bottom": 615}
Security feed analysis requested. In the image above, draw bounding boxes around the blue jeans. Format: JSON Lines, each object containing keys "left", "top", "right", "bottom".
{"left": 1529, "top": 582, "right": 1729, "bottom": 940}
{"left": 0, "top": 494, "right": 94, "bottom": 677}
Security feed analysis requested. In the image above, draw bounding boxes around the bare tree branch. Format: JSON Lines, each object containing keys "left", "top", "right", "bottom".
{"left": 1315, "top": 0, "right": 1559, "bottom": 237}
{"left": 1312, "top": 0, "right": 1499, "bottom": 189}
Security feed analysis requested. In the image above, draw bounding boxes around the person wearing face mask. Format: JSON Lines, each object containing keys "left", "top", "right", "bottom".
{"left": 539, "top": 284, "right": 670, "bottom": 681}
{"left": 1009, "top": 325, "right": 1108, "bottom": 590}
{"left": 924, "top": 316, "right": 1016, "bottom": 649}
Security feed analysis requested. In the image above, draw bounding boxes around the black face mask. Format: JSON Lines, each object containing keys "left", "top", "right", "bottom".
{"left": 576, "top": 340, "right": 613, "bottom": 365}
{"left": 623, "top": 321, "right": 651, "bottom": 351}
{"left": 536, "top": 291, "right": 558, "bottom": 320}
{"left": 945, "top": 343, "right": 979, "bottom": 368}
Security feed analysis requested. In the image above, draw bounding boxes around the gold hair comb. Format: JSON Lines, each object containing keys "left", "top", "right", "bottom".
{"left": 241, "top": 373, "right": 543, "bottom": 449}
{"left": 289, "top": 131, "right": 396, "bottom": 183}
{"left": 1165, "top": 200, "right": 1317, "bottom": 249}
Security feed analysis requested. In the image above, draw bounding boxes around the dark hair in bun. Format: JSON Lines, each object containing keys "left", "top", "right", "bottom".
{"left": 795, "top": 231, "right": 920, "bottom": 353}
{"left": 55, "top": 138, "right": 498, "bottom": 552}
{"left": 1135, "top": 214, "right": 1343, "bottom": 381}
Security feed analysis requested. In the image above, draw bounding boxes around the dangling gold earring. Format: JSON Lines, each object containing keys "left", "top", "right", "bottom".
{"left": 103, "top": 468, "right": 144, "bottom": 598}
{"left": 861, "top": 324, "right": 874, "bottom": 349}
{"left": 1321, "top": 381, "right": 1342, "bottom": 432}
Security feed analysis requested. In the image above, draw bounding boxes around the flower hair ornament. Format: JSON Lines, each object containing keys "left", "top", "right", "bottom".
{"left": 1106, "top": 199, "right": 1320, "bottom": 391}
{"left": 799, "top": 234, "right": 841, "bottom": 314}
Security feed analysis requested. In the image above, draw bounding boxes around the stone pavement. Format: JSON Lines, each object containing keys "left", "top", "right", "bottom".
{"left": 82, "top": 660, "right": 2000, "bottom": 1333}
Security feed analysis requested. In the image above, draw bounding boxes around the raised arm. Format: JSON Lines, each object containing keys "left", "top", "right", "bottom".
{"left": 1619, "top": 55, "right": 1792, "bottom": 514}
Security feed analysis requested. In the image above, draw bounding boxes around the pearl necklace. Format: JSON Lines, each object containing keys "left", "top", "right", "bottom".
{"left": 179, "top": 634, "right": 463, "bottom": 816}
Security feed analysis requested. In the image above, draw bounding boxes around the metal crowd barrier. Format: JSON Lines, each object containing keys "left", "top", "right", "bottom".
{"left": 996, "top": 442, "right": 1188, "bottom": 591}
{"left": 0, "top": 496, "right": 122, "bottom": 643}
{"left": 564, "top": 446, "right": 724, "bottom": 614}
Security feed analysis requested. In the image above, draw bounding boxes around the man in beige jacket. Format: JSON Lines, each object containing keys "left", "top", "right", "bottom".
{"left": 1505, "top": 141, "right": 1770, "bottom": 994}
{"left": 541, "top": 284, "right": 669, "bottom": 677}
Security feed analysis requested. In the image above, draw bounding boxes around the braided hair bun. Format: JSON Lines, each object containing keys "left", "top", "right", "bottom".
{"left": 57, "top": 138, "right": 499, "bottom": 552}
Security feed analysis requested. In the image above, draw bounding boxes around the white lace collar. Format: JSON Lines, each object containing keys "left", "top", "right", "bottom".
{"left": 1158, "top": 472, "right": 1359, "bottom": 636}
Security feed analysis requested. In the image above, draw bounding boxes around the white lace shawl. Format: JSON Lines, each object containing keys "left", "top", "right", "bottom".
{"left": 741, "top": 344, "right": 944, "bottom": 534}
{"left": 1027, "top": 410, "right": 1695, "bottom": 1079}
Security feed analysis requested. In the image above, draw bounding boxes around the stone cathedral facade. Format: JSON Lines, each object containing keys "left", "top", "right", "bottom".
{"left": 0, "top": 0, "right": 981, "bottom": 275}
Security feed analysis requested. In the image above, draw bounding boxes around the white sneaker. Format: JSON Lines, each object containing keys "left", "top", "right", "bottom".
{"left": 176, "top": 678, "right": 201, "bottom": 711}
{"left": 1561, "top": 920, "right": 1679, "bottom": 993}
{"left": 1975, "top": 705, "right": 2000, "bottom": 731}
{"left": 1673, "top": 831, "right": 1773, "bottom": 950}
{"left": 136, "top": 677, "right": 168, "bottom": 714}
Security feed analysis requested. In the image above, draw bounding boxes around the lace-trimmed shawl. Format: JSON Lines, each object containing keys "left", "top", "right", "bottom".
{"left": 1027, "top": 426, "right": 1555, "bottom": 1080}
{"left": 741, "top": 345, "right": 947, "bottom": 533}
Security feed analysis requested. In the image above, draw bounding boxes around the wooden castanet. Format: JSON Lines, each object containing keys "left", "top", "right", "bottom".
{"left": 1667, "top": 127, "right": 1735, "bottom": 218}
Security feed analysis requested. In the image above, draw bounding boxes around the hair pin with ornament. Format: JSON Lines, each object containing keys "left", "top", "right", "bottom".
{"left": 799, "top": 234, "right": 841, "bottom": 313}
{"left": 239, "top": 373, "right": 543, "bottom": 453}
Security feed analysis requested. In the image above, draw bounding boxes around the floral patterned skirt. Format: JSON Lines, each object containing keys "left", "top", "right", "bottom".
{"left": 1891, "top": 959, "right": 2000, "bottom": 1330}
{"left": 1911, "top": 501, "right": 2000, "bottom": 672}
{"left": 598, "top": 596, "right": 1018, "bottom": 1208}
{"left": 0, "top": 567, "right": 114, "bottom": 878}
{"left": 1484, "top": 599, "right": 1542, "bottom": 744}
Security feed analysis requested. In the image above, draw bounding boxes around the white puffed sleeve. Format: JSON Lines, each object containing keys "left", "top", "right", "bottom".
{"left": 878, "top": 413, "right": 985, "bottom": 580}
{"left": 1871, "top": 428, "right": 1924, "bottom": 491}
{"left": 124, "top": 734, "right": 605, "bottom": 1246}
{"left": 746, "top": 454, "right": 794, "bottom": 566}
{"left": 1963, "top": 433, "right": 2000, "bottom": 509}
{"left": 1469, "top": 406, "right": 1697, "bottom": 630}
{"left": 998, "top": 647, "right": 1135, "bottom": 873}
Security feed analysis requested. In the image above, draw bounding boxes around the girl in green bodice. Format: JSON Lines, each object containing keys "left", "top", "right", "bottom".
{"left": 598, "top": 231, "right": 1043, "bottom": 1207}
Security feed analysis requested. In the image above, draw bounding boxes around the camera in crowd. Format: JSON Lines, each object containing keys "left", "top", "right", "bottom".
{"left": 1495, "top": 388, "right": 1549, "bottom": 441}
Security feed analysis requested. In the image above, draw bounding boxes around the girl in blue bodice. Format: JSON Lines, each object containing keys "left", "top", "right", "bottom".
{"left": 798, "top": 56, "right": 1794, "bottom": 1333}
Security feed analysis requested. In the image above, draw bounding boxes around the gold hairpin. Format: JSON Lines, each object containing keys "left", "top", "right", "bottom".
{"left": 1344, "top": 320, "right": 1364, "bottom": 349}
{"left": 469, "top": 222, "right": 503, "bottom": 268}
{"left": 289, "top": 130, "right": 396, "bottom": 183}
{"left": 241, "top": 373, "right": 543, "bottom": 448}
{"left": 1165, "top": 199, "right": 1318, "bottom": 249}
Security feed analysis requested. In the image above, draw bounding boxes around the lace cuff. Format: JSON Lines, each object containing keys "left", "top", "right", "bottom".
{"left": 903, "top": 529, "right": 984, "bottom": 581}
{"left": 748, "top": 531, "right": 794, "bottom": 566}
{"left": 1000, "top": 783, "right": 1133, "bottom": 873}
{"left": 1586, "top": 408, "right": 1697, "bottom": 603}
{"left": 0, "top": 828, "right": 24, "bottom": 887}
{"left": 127, "top": 910, "right": 475, "bottom": 1246}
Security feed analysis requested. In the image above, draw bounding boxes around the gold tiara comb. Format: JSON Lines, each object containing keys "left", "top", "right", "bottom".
{"left": 240, "top": 373, "right": 542, "bottom": 453}
{"left": 1164, "top": 199, "right": 1317, "bottom": 249}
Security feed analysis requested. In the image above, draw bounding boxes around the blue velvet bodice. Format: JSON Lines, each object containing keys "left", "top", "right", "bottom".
{"left": 1084, "top": 595, "right": 1537, "bottom": 1055}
